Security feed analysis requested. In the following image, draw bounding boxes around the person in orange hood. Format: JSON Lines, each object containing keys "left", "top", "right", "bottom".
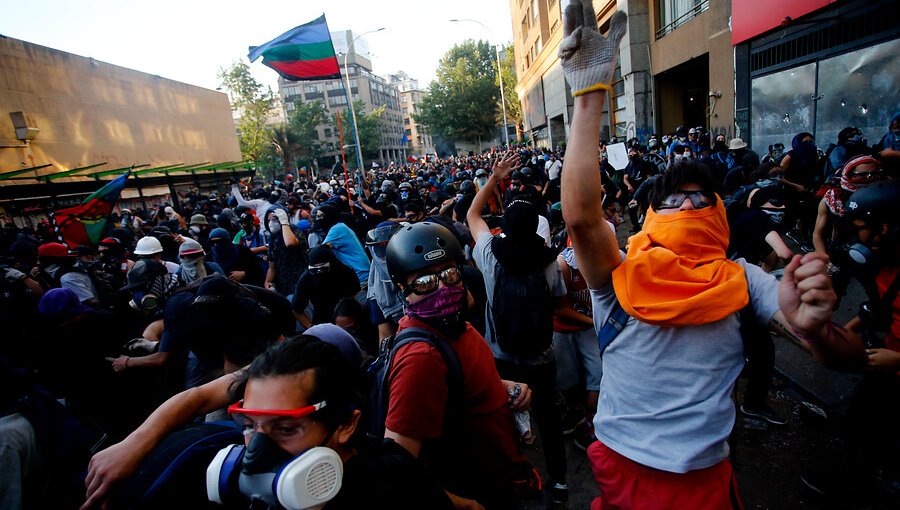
{"left": 557, "top": 2, "right": 865, "bottom": 509}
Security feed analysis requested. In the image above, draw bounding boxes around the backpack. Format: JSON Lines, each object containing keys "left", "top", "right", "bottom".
{"left": 365, "top": 327, "right": 463, "bottom": 443}
{"left": 490, "top": 264, "right": 555, "bottom": 357}
{"left": 111, "top": 421, "right": 242, "bottom": 510}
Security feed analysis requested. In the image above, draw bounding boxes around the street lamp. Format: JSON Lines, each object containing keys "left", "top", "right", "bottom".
{"left": 343, "top": 28, "right": 385, "bottom": 172}
{"left": 450, "top": 18, "right": 510, "bottom": 148}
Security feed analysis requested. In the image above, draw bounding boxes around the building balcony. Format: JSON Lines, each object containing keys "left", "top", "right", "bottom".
{"left": 656, "top": 0, "right": 709, "bottom": 39}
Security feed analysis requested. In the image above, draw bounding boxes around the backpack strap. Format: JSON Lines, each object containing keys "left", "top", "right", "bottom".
{"left": 876, "top": 270, "right": 900, "bottom": 328}
{"left": 371, "top": 327, "right": 463, "bottom": 441}
{"left": 597, "top": 297, "right": 630, "bottom": 357}
{"left": 392, "top": 327, "right": 463, "bottom": 392}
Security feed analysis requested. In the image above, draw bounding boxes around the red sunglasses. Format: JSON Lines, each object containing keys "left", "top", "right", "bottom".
{"left": 227, "top": 400, "right": 327, "bottom": 419}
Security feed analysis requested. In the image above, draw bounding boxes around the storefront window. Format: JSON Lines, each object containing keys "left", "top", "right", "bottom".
{"left": 815, "top": 38, "right": 900, "bottom": 149}
{"left": 750, "top": 62, "right": 815, "bottom": 154}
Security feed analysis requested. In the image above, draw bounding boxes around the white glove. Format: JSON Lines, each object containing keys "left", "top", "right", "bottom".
{"left": 273, "top": 208, "right": 290, "bottom": 226}
{"left": 124, "top": 337, "right": 158, "bottom": 355}
{"left": 558, "top": 2, "right": 627, "bottom": 97}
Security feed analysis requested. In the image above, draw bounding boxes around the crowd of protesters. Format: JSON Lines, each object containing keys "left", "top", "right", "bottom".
{"left": 2, "top": 6, "right": 900, "bottom": 510}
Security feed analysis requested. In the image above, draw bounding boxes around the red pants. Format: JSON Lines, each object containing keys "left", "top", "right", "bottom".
{"left": 587, "top": 440, "right": 743, "bottom": 510}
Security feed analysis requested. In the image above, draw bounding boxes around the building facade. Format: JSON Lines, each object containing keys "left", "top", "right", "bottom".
{"left": 278, "top": 30, "right": 407, "bottom": 172}
{"left": 509, "top": 0, "right": 732, "bottom": 146}
{"left": 0, "top": 37, "right": 246, "bottom": 223}
{"left": 388, "top": 71, "right": 435, "bottom": 158}
{"left": 509, "top": 0, "right": 655, "bottom": 146}
{"left": 733, "top": 0, "right": 900, "bottom": 155}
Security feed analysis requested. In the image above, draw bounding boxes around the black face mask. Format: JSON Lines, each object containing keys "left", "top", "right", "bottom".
{"left": 416, "top": 311, "right": 467, "bottom": 338}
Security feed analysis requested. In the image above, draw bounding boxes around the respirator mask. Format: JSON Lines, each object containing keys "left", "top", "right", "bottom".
{"left": 129, "top": 289, "right": 160, "bottom": 312}
{"left": 207, "top": 432, "right": 342, "bottom": 510}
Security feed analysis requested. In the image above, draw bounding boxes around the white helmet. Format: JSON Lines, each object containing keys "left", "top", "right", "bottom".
{"left": 134, "top": 236, "right": 163, "bottom": 256}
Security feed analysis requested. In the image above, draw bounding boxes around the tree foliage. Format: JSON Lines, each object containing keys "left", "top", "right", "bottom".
{"left": 217, "top": 61, "right": 275, "bottom": 168}
{"left": 415, "top": 40, "right": 499, "bottom": 145}
{"left": 498, "top": 43, "right": 523, "bottom": 142}
{"left": 335, "top": 99, "right": 385, "bottom": 170}
{"left": 273, "top": 99, "right": 329, "bottom": 175}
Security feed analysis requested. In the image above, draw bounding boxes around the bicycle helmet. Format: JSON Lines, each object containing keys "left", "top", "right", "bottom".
{"left": 385, "top": 222, "right": 463, "bottom": 284}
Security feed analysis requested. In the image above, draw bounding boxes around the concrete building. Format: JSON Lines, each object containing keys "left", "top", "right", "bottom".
{"left": 0, "top": 36, "right": 247, "bottom": 222}
{"left": 278, "top": 30, "right": 406, "bottom": 172}
{"left": 387, "top": 71, "right": 435, "bottom": 158}
{"left": 509, "top": 0, "right": 654, "bottom": 146}
{"left": 733, "top": 0, "right": 900, "bottom": 155}
{"left": 508, "top": 0, "right": 733, "bottom": 145}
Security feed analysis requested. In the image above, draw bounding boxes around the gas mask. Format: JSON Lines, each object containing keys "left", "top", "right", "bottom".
{"left": 844, "top": 239, "right": 875, "bottom": 267}
{"left": 129, "top": 289, "right": 161, "bottom": 312}
{"left": 400, "top": 190, "right": 409, "bottom": 201}
{"left": 207, "top": 433, "right": 342, "bottom": 510}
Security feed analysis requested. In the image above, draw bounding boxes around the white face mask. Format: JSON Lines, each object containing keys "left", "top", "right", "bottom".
{"left": 190, "top": 226, "right": 201, "bottom": 235}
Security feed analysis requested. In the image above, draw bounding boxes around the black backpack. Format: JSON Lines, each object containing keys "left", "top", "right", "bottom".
{"left": 490, "top": 264, "right": 554, "bottom": 357}
{"left": 366, "top": 327, "right": 462, "bottom": 443}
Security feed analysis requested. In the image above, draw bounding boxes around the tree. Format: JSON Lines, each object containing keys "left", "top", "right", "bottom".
{"left": 415, "top": 40, "right": 498, "bottom": 147}
{"left": 335, "top": 100, "right": 385, "bottom": 170}
{"left": 498, "top": 43, "right": 524, "bottom": 142}
{"left": 217, "top": 61, "right": 276, "bottom": 170}
{"left": 274, "top": 99, "right": 329, "bottom": 176}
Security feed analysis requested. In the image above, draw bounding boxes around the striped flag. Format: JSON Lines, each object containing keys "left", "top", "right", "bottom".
{"left": 248, "top": 15, "right": 341, "bottom": 81}
{"left": 52, "top": 170, "right": 130, "bottom": 248}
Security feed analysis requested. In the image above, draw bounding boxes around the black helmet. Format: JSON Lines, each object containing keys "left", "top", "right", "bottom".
{"left": 459, "top": 180, "right": 476, "bottom": 195}
{"left": 385, "top": 222, "right": 463, "bottom": 284}
{"left": 845, "top": 179, "right": 900, "bottom": 226}
{"left": 675, "top": 125, "right": 688, "bottom": 138}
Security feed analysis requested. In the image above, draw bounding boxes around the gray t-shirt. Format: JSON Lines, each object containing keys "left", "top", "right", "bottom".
{"left": 59, "top": 271, "right": 98, "bottom": 304}
{"left": 473, "top": 231, "right": 566, "bottom": 364}
{"left": 590, "top": 259, "right": 779, "bottom": 473}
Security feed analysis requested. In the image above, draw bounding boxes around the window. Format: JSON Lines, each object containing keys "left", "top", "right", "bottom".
{"left": 532, "top": 0, "right": 539, "bottom": 20}
{"left": 657, "top": 0, "right": 709, "bottom": 39}
{"left": 324, "top": 128, "right": 332, "bottom": 138}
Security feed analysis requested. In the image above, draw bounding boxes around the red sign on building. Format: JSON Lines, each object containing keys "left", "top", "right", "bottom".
{"left": 731, "top": 0, "right": 838, "bottom": 45}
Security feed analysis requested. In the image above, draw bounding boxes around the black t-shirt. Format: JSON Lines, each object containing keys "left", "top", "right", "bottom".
{"left": 728, "top": 208, "right": 776, "bottom": 263}
{"left": 159, "top": 282, "right": 294, "bottom": 366}
{"left": 291, "top": 262, "right": 360, "bottom": 325}
{"left": 325, "top": 439, "right": 454, "bottom": 510}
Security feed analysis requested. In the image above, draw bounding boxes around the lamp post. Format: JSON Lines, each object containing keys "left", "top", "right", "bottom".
{"left": 342, "top": 28, "right": 385, "bottom": 172}
{"left": 450, "top": 18, "right": 509, "bottom": 148}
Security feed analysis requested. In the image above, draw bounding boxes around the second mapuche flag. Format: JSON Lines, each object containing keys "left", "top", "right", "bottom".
{"left": 248, "top": 15, "right": 341, "bottom": 81}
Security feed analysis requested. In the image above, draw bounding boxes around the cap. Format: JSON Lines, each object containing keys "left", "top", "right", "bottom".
{"left": 208, "top": 228, "right": 231, "bottom": 242}
{"left": 122, "top": 259, "right": 168, "bottom": 290}
{"left": 304, "top": 323, "right": 364, "bottom": 368}
{"left": 178, "top": 239, "right": 205, "bottom": 257}
{"left": 38, "top": 242, "right": 71, "bottom": 258}
{"left": 189, "top": 214, "right": 208, "bottom": 226}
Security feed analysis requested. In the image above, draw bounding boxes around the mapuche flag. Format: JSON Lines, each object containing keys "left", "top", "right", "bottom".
{"left": 52, "top": 170, "right": 129, "bottom": 248}
{"left": 248, "top": 15, "right": 341, "bottom": 81}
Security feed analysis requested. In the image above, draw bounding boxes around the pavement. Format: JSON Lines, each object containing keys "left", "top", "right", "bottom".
{"left": 515, "top": 220, "right": 898, "bottom": 509}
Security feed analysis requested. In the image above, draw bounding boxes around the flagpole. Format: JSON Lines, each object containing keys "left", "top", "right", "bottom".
{"left": 341, "top": 28, "right": 384, "bottom": 174}
{"left": 336, "top": 112, "right": 354, "bottom": 215}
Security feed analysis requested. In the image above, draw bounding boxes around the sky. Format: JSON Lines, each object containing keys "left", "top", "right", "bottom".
{"left": 0, "top": 0, "right": 515, "bottom": 93}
